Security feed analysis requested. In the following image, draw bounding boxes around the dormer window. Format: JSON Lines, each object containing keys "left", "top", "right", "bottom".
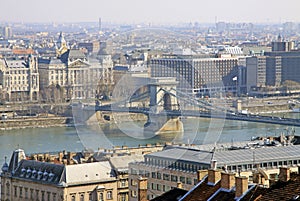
{"left": 31, "top": 169, "right": 37, "bottom": 179}
{"left": 26, "top": 168, "right": 32, "bottom": 178}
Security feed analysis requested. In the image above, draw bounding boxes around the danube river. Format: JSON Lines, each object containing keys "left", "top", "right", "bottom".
{"left": 0, "top": 114, "right": 299, "bottom": 165}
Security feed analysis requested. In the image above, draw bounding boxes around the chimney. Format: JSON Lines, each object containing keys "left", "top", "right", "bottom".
{"left": 197, "top": 170, "right": 208, "bottom": 182}
{"left": 58, "top": 152, "right": 63, "bottom": 162}
{"left": 208, "top": 169, "right": 221, "bottom": 185}
{"left": 210, "top": 159, "right": 217, "bottom": 170}
{"left": 279, "top": 166, "right": 290, "bottom": 182}
{"left": 138, "top": 177, "right": 148, "bottom": 201}
{"left": 253, "top": 172, "right": 261, "bottom": 184}
{"left": 221, "top": 172, "right": 236, "bottom": 190}
{"left": 235, "top": 176, "right": 248, "bottom": 198}
{"left": 177, "top": 182, "right": 183, "bottom": 189}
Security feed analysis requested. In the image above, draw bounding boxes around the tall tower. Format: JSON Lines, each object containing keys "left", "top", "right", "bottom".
{"left": 99, "top": 17, "right": 102, "bottom": 33}
{"left": 56, "top": 32, "right": 68, "bottom": 56}
{"left": 57, "top": 31, "right": 67, "bottom": 49}
{"left": 3, "top": 26, "right": 12, "bottom": 39}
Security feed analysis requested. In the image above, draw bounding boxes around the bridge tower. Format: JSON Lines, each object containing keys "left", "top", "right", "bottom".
{"left": 149, "top": 77, "right": 179, "bottom": 113}
{"left": 145, "top": 77, "right": 183, "bottom": 135}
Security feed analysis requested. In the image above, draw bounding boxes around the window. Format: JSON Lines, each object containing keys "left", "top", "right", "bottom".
{"left": 14, "top": 186, "right": 17, "bottom": 197}
{"left": 163, "top": 174, "right": 170, "bottom": 181}
{"left": 131, "top": 190, "right": 137, "bottom": 198}
{"left": 152, "top": 172, "right": 156, "bottom": 178}
{"left": 41, "top": 191, "right": 45, "bottom": 201}
{"left": 30, "top": 189, "right": 34, "bottom": 200}
{"left": 131, "top": 179, "right": 137, "bottom": 186}
{"left": 47, "top": 192, "right": 51, "bottom": 201}
{"left": 17, "top": 187, "right": 25, "bottom": 199}
{"left": 180, "top": 176, "right": 186, "bottom": 184}
{"left": 186, "top": 177, "right": 192, "bottom": 185}
{"left": 52, "top": 193, "right": 57, "bottom": 201}
{"left": 71, "top": 194, "right": 75, "bottom": 201}
{"left": 157, "top": 184, "right": 161, "bottom": 191}
{"left": 145, "top": 170, "right": 150, "bottom": 177}
{"left": 107, "top": 191, "right": 113, "bottom": 200}
{"left": 157, "top": 172, "right": 161, "bottom": 179}
{"left": 99, "top": 193, "right": 104, "bottom": 201}
{"left": 80, "top": 193, "right": 84, "bottom": 201}
{"left": 171, "top": 175, "right": 178, "bottom": 182}
{"left": 121, "top": 193, "right": 126, "bottom": 201}
{"left": 6, "top": 183, "right": 10, "bottom": 196}
{"left": 121, "top": 179, "right": 126, "bottom": 187}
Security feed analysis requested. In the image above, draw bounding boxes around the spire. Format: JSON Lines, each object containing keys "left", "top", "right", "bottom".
{"left": 1, "top": 156, "right": 9, "bottom": 173}
{"left": 57, "top": 31, "right": 67, "bottom": 49}
{"left": 8, "top": 149, "right": 26, "bottom": 174}
{"left": 278, "top": 34, "right": 283, "bottom": 42}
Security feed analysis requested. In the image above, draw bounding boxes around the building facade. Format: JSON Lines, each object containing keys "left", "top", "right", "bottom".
{"left": 1, "top": 149, "right": 119, "bottom": 201}
{"left": 38, "top": 49, "right": 113, "bottom": 101}
{"left": 0, "top": 55, "right": 39, "bottom": 102}
{"left": 129, "top": 141, "right": 300, "bottom": 200}
{"left": 150, "top": 56, "right": 240, "bottom": 96}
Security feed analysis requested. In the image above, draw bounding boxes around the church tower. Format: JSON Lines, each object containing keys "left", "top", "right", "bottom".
{"left": 56, "top": 31, "right": 68, "bottom": 57}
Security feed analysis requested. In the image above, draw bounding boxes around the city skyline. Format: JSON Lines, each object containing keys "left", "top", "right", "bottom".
{"left": 1, "top": 0, "right": 300, "bottom": 24}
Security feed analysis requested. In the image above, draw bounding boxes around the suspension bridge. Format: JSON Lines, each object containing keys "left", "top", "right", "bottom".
{"left": 73, "top": 77, "right": 300, "bottom": 134}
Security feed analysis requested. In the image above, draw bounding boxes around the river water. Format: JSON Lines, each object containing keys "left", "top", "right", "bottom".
{"left": 0, "top": 113, "right": 299, "bottom": 165}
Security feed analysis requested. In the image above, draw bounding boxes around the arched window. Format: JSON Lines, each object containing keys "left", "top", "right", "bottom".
{"left": 107, "top": 191, "right": 113, "bottom": 200}
{"left": 80, "top": 194, "right": 84, "bottom": 201}
{"left": 99, "top": 193, "right": 104, "bottom": 201}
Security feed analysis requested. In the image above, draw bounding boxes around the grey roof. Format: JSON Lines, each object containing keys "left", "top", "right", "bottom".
{"left": 214, "top": 145, "right": 300, "bottom": 166}
{"left": 5, "top": 60, "right": 27, "bottom": 68}
{"left": 68, "top": 49, "right": 86, "bottom": 59}
{"left": 11, "top": 159, "right": 116, "bottom": 186}
{"left": 146, "top": 147, "right": 212, "bottom": 165}
{"left": 109, "top": 155, "right": 144, "bottom": 172}
{"left": 13, "top": 159, "right": 64, "bottom": 185}
{"left": 59, "top": 49, "right": 86, "bottom": 64}
{"left": 64, "top": 161, "right": 116, "bottom": 185}
{"left": 146, "top": 145, "right": 300, "bottom": 167}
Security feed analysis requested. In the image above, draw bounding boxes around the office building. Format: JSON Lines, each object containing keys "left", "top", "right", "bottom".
{"left": 150, "top": 55, "right": 240, "bottom": 96}
{"left": 265, "top": 51, "right": 300, "bottom": 84}
{"left": 271, "top": 35, "right": 295, "bottom": 52}
{"left": 2, "top": 27, "right": 12, "bottom": 39}
{"left": 129, "top": 140, "right": 300, "bottom": 199}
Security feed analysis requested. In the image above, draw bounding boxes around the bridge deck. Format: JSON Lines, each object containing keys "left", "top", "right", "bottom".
{"left": 87, "top": 105, "right": 300, "bottom": 127}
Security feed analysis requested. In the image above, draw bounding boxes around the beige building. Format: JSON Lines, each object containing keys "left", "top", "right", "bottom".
{"left": 128, "top": 140, "right": 300, "bottom": 200}
{"left": 1, "top": 149, "right": 119, "bottom": 201}
{"left": 38, "top": 49, "right": 113, "bottom": 101}
{"left": 38, "top": 33, "right": 113, "bottom": 101}
{"left": 1, "top": 144, "right": 164, "bottom": 201}
{"left": 0, "top": 55, "right": 39, "bottom": 102}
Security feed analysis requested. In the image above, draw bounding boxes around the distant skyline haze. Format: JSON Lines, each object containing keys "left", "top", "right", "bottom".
{"left": 1, "top": 0, "right": 300, "bottom": 24}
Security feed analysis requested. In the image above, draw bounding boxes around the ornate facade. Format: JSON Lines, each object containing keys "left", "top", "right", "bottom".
{"left": 1, "top": 149, "right": 118, "bottom": 201}
{"left": 38, "top": 33, "right": 113, "bottom": 101}
{"left": 0, "top": 55, "right": 39, "bottom": 102}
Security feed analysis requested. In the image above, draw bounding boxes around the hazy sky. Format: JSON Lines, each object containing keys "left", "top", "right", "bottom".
{"left": 1, "top": 0, "right": 300, "bottom": 24}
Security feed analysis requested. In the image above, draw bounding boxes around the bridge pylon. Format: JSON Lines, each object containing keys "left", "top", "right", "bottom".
{"left": 149, "top": 77, "right": 180, "bottom": 113}
{"left": 145, "top": 77, "right": 183, "bottom": 135}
